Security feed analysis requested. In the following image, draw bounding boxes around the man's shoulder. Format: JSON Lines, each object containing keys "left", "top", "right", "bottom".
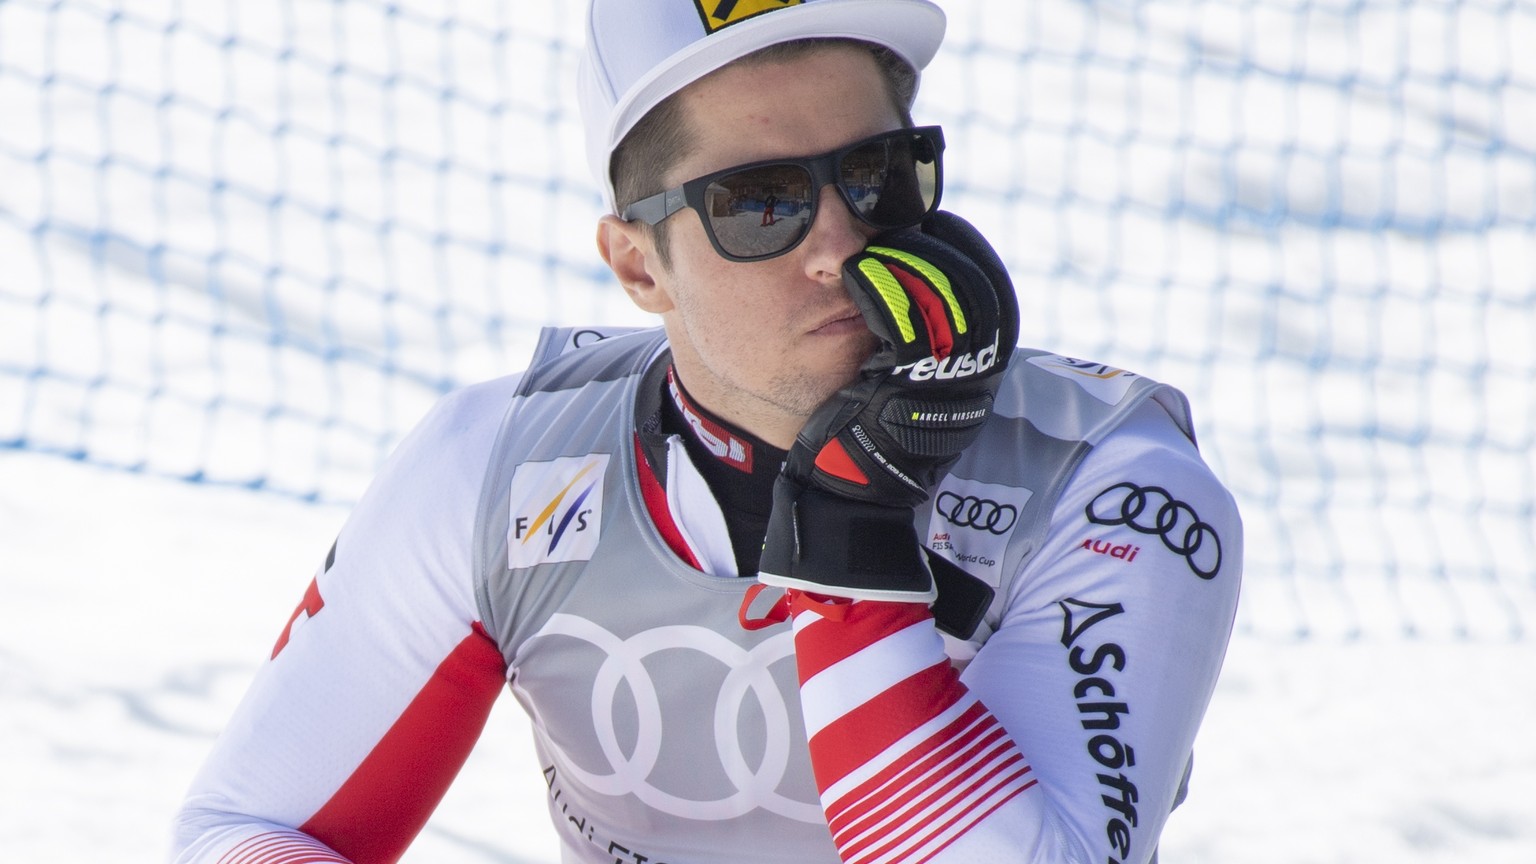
{"left": 400, "top": 326, "right": 664, "bottom": 459}
{"left": 405, "top": 374, "right": 528, "bottom": 456}
{"left": 517, "top": 325, "right": 667, "bottom": 395}
{"left": 993, "top": 346, "right": 1195, "bottom": 448}
{"left": 1003, "top": 347, "right": 1162, "bottom": 404}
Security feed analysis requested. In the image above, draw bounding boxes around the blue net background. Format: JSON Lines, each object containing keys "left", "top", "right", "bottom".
{"left": 2, "top": 0, "right": 1533, "bottom": 639}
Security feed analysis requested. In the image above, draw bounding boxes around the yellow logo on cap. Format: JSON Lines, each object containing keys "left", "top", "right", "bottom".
{"left": 693, "top": 0, "right": 804, "bottom": 34}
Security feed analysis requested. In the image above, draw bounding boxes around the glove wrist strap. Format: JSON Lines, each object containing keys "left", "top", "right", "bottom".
{"left": 757, "top": 478, "right": 935, "bottom": 603}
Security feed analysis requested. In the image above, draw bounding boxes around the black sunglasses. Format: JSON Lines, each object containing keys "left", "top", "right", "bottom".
{"left": 621, "top": 126, "right": 945, "bottom": 262}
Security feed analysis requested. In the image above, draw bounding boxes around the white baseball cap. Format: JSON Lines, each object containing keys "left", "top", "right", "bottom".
{"left": 579, "top": 0, "right": 947, "bottom": 213}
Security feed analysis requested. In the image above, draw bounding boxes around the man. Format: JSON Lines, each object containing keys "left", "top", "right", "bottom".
{"left": 171, "top": 1, "right": 1241, "bottom": 863}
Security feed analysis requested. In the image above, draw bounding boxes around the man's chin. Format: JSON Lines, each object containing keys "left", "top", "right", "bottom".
{"left": 768, "top": 337, "right": 877, "bottom": 415}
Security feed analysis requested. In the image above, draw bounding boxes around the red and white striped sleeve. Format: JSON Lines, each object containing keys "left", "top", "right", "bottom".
{"left": 169, "top": 379, "right": 518, "bottom": 864}
{"left": 786, "top": 594, "right": 1038, "bottom": 864}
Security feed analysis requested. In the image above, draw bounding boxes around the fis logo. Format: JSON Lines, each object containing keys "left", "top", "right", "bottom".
{"left": 692, "top": 0, "right": 801, "bottom": 33}
{"left": 894, "top": 334, "right": 1001, "bottom": 382}
{"left": 1027, "top": 354, "right": 1141, "bottom": 405}
{"left": 507, "top": 455, "right": 608, "bottom": 569}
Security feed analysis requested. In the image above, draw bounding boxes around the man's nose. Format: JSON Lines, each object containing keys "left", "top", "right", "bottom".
{"left": 801, "top": 184, "right": 877, "bottom": 283}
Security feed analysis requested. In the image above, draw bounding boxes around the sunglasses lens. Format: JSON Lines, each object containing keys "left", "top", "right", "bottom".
{"left": 706, "top": 163, "right": 815, "bottom": 259}
{"left": 846, "top": 132, "right": 939, "bottom": 228}
{"left": 700, "top": 130, "right": 941, "bottom": 261}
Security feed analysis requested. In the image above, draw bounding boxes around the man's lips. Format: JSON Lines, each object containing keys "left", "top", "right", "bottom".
{"left": 811, "top": 309, "right": 866, "bottom": 334}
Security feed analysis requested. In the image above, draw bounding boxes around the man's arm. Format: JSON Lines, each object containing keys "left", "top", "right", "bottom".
{"left": 754, "top": 212, "right": 1238, "bottom": 862}
{"left": 782, "top": 399, "right": 1241, "bottom": 864}
{"left": 957, "top": 398, "right": 1240, "bottom": 861}
{"left": 169, "top": 381, "right": 516, "bottom": 864}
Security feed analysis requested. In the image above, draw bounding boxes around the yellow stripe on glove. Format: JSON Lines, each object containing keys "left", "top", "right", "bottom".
{"left": 866, "top": 246, "right": 968, "bottom": 334}
{"left": 854, "top": 257, "right": 917, "bottom": 343}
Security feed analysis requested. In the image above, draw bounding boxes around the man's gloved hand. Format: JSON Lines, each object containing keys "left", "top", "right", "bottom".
{"left": 757, "top": 211, "right": 1019, "bottom": 602}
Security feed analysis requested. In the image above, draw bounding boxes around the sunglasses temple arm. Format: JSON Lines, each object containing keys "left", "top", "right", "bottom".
{"left": 621, "top": 187, "right": 687, "bottom": 225}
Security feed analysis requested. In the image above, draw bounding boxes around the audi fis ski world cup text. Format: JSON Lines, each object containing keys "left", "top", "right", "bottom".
{"left": 927, "top": 477, "right": 1035, "bottom": 581}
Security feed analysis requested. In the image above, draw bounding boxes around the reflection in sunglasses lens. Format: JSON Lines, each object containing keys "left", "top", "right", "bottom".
{"left": 705, "top": 131, "right": 938, "bottom": 259}
{"left": 859, "top": 138, "right": 936, "bottom": 228}
{"left": 709, "top": 165, "right": 814, "bottom": 259}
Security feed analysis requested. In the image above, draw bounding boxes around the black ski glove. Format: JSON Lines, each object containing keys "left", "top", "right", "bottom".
{"left": 758, "top": 211, "right": 1019, "bottom": 602}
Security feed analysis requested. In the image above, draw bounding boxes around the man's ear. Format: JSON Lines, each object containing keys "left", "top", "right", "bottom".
{"left": 597, "top": 214, "right": 673, "bottom": 314}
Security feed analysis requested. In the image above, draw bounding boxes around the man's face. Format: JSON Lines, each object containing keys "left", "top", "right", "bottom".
{"left": 639, "top": 46, "right": 903, "bottom": 445}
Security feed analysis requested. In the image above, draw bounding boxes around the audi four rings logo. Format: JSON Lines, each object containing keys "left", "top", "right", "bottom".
{"left": 1085, "top": 482, "right": 1222, "bottom": 579}
{"left": 524, "top": 614, "right": 822, "bottom": 824}
{"left": 936, "top": 491, "right": 1018, "bottom": 534}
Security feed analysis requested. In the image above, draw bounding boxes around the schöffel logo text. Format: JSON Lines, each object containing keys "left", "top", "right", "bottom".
{"left": 691, "top": 0, "right": 802, "bottom": 34}
{"left": 1058, "top": 596, "right": 1140, "bottom": 864}
{"left": 894, "top": 335, "right": 1000, "bottom": 382}
{"left": 507, "top": 455, "right": 609, "bottom": 569}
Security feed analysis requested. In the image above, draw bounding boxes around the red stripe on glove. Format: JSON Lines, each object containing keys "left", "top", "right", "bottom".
{"left": 886, "top": 263, "right": 954, "bottom": 360}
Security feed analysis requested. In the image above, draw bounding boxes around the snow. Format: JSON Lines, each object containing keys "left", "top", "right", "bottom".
{"left": 4, "top": 450, "right": 1534, "bottom": 863}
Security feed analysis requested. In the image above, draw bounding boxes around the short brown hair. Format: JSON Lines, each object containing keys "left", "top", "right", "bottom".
{"left": 610, "top": 39, "right": 919, "bottom": 268}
